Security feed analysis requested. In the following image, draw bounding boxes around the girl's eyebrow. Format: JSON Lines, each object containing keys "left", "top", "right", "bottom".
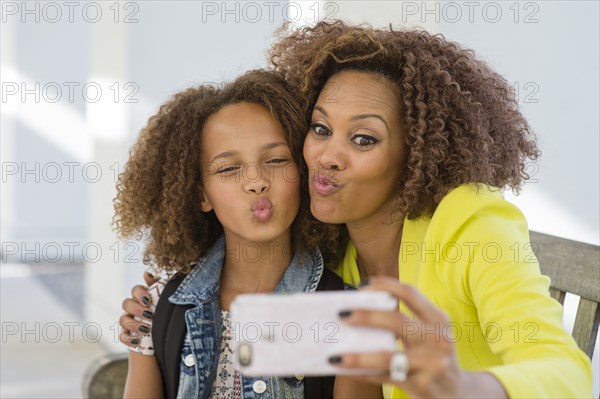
{"left": 210, "top": 142, "right": 289, "bottom": 163}
{"left": 263, "top": 141, "right": 289, "bottom": 150}
{"left": 210, "top": 151, "right": 236, "bottom": 163}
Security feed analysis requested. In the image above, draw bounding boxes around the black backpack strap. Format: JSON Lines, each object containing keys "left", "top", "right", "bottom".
{"left": 152, "top": 273, "right": 190, "bottom": 399}
{"left": 304, "top": 267, "right": 344, "bottom": 399}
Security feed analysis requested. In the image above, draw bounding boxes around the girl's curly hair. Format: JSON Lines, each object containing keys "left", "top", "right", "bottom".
{"left": 113, "top": 70, "right": 341, "bottom": 274}
{"left": 269, "top": 20, "right": 540, "bottom": 219}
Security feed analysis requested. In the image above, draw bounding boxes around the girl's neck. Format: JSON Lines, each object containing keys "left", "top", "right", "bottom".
{"left": 220, "top": 232, "right": 292, "bottom": 296}
{"left": 346, "top": 212, "right": 403, "bottom": 281}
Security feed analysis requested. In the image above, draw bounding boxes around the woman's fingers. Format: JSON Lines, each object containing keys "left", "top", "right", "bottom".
{"left": 119, "top": 329, "right": 134, "bottom": 346}
{"left": 118, "top": 275, "right": 157, "bottom": 349}
{"left": 119, "top": 313, "right": 151, "bottom": 335}
{"left": 329, "top": 350, "right": 419, "bottom": 387}
{"left": 131, "top": 284, "right": 151, "bottom": 306}
{"left": 143, "top": 271, "right": 159, "bottom": 287}
{"left": 122, "top": 297, "right": 153, "bottom": 321}
{"left": 119, "top": 313, "right": 149, "bottom": 347}
{"left": 340, "top": 308, "right": 454, "bottom": 348}
{"left": 329, "top": 348, "right": 452, "bottom": 387}
{"left": 361, "top": 276, "right": 449, "bottom": 324}
{"left": 329, "top": 351, "right": 392, "bottom": 373}
{"left": 355, "top": 279, "right": 455, "bottom": 348}
{"left": 339, "top": 309, "right": 422, "bottom": 346}
{"left": 119, "top": 328, "right": 141, "bottom": 347}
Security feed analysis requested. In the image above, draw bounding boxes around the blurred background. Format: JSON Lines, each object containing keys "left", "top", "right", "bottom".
{"left": 1, "top": 1, "right": 598, "bottom": 397}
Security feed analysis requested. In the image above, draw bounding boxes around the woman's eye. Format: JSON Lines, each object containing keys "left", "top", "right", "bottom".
{"left": 351, "top": 134, "right": 379, "bottom": 147}
{"left": 310, "top": 123, "right": 331, "bottom": 137}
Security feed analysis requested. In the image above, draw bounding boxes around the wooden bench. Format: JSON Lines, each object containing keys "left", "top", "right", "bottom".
{"left": 81, "top": 231, "right": 600, "bottom": 398}
{"left": 530, "top": 231, "right": 600, "bottom": 358}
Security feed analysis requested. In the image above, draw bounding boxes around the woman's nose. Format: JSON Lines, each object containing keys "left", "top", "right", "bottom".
{"left": 317, "top": 137, "right": 346, "bottom": 172}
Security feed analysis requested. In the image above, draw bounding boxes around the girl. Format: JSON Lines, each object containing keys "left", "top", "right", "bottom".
{"left": 113, "top": 70, "right": 373, "bottom": 398}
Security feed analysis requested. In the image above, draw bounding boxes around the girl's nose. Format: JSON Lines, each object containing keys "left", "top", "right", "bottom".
{"left": 243, "top": 165, "right": 270, "bottom": 194}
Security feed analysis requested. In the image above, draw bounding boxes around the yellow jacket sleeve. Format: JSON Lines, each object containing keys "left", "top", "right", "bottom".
{"left": 425, "top": 184, "right": 592, "bottom": 398}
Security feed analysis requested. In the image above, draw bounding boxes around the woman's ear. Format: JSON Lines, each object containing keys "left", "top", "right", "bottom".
{"left": 200, "top": 192, "right": 213, "bottom": 212}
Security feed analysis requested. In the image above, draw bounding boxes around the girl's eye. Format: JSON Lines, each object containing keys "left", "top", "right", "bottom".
{"left": 267, "top": 158, "right": 288, "bottom": 165}
{"left": 351, "top": 134, "right": 379, "bottom": 147}
{"left": 217, "top": 165, "right": 240, "bottom": 174}
{"left": 310, "top": 123, "right": 331, "bottom": 137}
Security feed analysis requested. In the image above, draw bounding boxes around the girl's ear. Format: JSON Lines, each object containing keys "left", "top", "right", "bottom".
{"left": 200, "top": 192, "right": 213, "bottom": 212}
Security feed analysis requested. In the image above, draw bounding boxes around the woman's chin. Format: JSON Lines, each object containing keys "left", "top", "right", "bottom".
{"left": 310, "top": 201, "right": 343, "bottom": 224}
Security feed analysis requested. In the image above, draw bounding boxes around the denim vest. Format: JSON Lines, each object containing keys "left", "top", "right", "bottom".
{"left": 168, "top": 236, "right": 324, "bottom": 399}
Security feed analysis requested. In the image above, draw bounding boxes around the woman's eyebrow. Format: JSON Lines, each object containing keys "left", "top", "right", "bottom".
{"left": 315, "top": 105, "right": 389, "bottom": 131}
{"left": 351, "top": 114, "right": 390, "bottom": 131}
{"left": 313, "top": 106, "right": 328, "bottom": 117}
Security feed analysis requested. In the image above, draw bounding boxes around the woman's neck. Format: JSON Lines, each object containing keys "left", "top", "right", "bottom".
{"left": 346, "top": 213, "right": 403, "bottom": 281}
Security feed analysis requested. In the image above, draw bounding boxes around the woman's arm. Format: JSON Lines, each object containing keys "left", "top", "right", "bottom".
{"left": 123, "top": 351, "right": 164, "bottom": 399}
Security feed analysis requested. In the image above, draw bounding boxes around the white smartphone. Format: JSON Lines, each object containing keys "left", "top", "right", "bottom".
{"left": 230, "top": 291, "right": 397, "bottom": 376}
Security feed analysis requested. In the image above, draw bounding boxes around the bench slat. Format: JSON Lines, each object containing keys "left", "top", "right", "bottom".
{"left": 572, "top": 298, "right": 600, "bottom": 357}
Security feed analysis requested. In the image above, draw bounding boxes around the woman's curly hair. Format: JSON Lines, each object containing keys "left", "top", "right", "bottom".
{"left": 113, "top": 70, "right": 341, "bottom": 274}
{"left": 269, "top": 20, "right": 540, "bottom": 219}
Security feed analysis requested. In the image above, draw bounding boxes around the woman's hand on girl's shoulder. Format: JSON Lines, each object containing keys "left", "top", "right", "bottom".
{"left": 119, "top": 271, "right": 159, "bottom": 348}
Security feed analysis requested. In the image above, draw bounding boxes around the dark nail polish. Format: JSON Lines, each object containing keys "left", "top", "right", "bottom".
{"left": 130, "top": 338, "right": 139, "bottom": 345}
{"left": 139, "top": 325, "right": 150, "bottom": 334}
{"left": 338, "top": 310, "right": 352, "bottom": 318}
{"left": 142, "top": 310, "right": 154, "bottom": 319}
{"left": 141, "top": 296, "right": 150, "bottom": 305}
{"left": 328, "top": 356, "right": 342, "bottom": 364}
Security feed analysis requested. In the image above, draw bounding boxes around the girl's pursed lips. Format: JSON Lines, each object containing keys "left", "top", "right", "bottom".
{"left": 251, "top": 198, "right": 273, "bottom": 222}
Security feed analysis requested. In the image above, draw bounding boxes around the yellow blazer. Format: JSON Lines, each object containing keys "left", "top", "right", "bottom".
{"left": 335, "top": 184, "right": 592, "bottom": 398}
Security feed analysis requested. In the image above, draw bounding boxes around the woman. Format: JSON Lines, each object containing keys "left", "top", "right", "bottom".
{"left": 122, "top": 20, "right": 593, "bottom": 398}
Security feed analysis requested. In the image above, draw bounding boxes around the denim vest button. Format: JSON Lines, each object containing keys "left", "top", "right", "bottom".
{"left": 252, "top": 380, "right": 267, "bottom": 394}
{"left": 184, "top": 354, "right": 195, "bottom": 367}
{"left": 295, "top": 374, "right": 304, "bottom": 381}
